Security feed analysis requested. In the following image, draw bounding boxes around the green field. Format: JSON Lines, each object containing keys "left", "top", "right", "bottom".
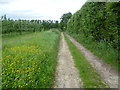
{"left": 2, "top": 30, "right": 60, "bottom": 88}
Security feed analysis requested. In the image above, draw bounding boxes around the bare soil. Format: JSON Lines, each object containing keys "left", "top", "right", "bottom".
{"left": 66, "top": 33, "right": 118, "bottom": 88}
{"left": 54, "top": 32, "right": 82, "bottom": 88}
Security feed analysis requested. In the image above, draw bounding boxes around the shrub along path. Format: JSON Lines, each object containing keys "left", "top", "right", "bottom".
{"left": 54, "top": 32, "right": 82, "bottom": 88}
{"left": 65, "top": 33, "right": 118, "bottom": 88}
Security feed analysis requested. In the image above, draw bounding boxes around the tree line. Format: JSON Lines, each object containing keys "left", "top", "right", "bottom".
{"left": 1, "top": 15, "right": 59, "bottom": 35}
{"left": 67, "top": 2, "right": 119, "bottom": 50}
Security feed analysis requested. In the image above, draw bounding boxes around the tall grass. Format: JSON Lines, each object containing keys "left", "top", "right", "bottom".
{"left": 2, "top": 30, "right": 60, "bottom": 88}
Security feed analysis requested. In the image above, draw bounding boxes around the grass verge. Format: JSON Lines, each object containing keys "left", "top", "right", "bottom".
{"left": 67, "top": 33, "right": 119, "bottom": 71}
{"left": 2, "top": 30, "right": 60, "bottom": 88}
{"left": 64, "top": 34, "right": 109, "bottom": 88}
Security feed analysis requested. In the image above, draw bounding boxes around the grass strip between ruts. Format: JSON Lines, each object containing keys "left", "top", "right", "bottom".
{"left": 64, "top": 33, "right": 109, "bottom": 88}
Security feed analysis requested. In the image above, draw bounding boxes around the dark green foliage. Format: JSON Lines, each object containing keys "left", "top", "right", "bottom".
{"left": 67, "top": 2, "right": 119, "bottom": 50}
{"left": 1, "top": 15, "right": 60, "bottom": 35}
{"left": 42, "top": 20, "right": 59, "bottom": 30}
{"left": 60, "top": 12, "right": 72, "bottom": 31}
{"left": 2, "top": 19, "right": 43, "bottom": 35}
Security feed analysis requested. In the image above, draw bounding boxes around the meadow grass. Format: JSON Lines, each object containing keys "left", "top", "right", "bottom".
{"left": 67, "top": 33, "right": 119, "bottom": 71}
{"left": 1, "top": 32, "right": 32, "bottom": 38}
{"left": 2, "top": 30, "right": 60, "bottom": 88}
{"left": 0, "top": 37, "right": 2, "bottom": 89}
{"left": 64, "top": 34, "right": 109, "bottom": 88}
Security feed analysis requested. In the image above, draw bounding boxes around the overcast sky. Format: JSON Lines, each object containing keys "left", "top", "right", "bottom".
{"left": 0, "top": 0, "right": 87, "bottom": 20}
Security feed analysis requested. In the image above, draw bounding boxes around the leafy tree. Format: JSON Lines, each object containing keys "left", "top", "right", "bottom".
{"left": 60, "top": 12, "right": 72, "bottom": 31}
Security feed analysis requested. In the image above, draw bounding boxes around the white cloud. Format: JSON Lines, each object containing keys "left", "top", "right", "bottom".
{"left": 0, "top": 0, "right": 87, "bottom": 20}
